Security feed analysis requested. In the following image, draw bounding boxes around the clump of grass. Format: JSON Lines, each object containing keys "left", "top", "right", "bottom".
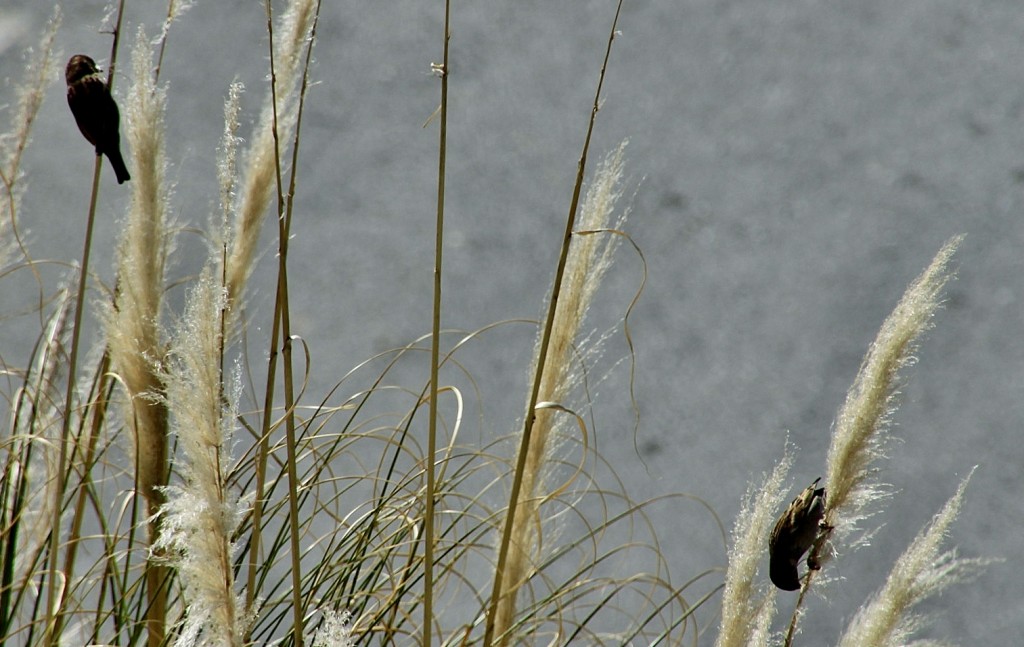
{"left": 0, "top": 2, "right": 990, "bottom": 646}
{"left": 6, "top": 0, "right": 693, "bottom": 644}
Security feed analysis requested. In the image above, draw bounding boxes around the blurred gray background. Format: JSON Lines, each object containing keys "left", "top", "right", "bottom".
{"left": 2, "top": 0, "right": 1021, "bottom": 643}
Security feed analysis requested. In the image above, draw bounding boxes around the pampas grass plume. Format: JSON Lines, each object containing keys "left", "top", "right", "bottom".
{"left": 155, "top": 270, "right": 244, "bottom": 647}
{"left": 225, "top": 0, "right": 316, "bottom": 308}
{"left": 714, "top": 452, "right": 792, "bottom": 647}
{"left": 311, "top": 610, "right": 355, "bottom": 647}
{"left": 837, "top": 470, "right": 992, "bottom": 646}
{"left": 215, "top": 80, "right": 244, "bottom": 243}
{"left": 107, "top": 27, "right": 173, "bottom": 511}
{"left": 0, "top": 7, "right": 60, "bottom": 267}
{"left": 820, "top": 236, "right": 963, "bottom": 562}
{"left": 493, "top": 141, "right": 630, "bottom": 643}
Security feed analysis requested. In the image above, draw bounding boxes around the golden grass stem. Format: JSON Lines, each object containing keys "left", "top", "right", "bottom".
{"left": 46, "top": 145, "right": 103, "bottom": 647}
{"left": 243, "top": 0, "right": 319, "bottom": 626}
{"left": 482, "top": 3, "right": 624, "bottom": 645}
{"left": 782, "top": 574, "right": 811, "bottom": 647}
{"left": 59, "top": 352, "right": 113, "bottom": 614}
{"left": 247, "top": 278, "right": 280, "bottom": 621}
{"left": 424, "top": 2, "right": 451, "bottom": 645}
{"left": 260, "top": 1, "right": 305, "bottom": 644}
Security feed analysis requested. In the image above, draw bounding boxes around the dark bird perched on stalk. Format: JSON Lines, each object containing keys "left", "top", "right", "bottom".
{"left": 769, "top": 477, "right": 830, "bottom": 591}
{"left": 66, "top": 54, "right": 131, "bottom": 184}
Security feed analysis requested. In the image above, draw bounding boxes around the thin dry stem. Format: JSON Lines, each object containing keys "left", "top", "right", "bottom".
{"left": 45, "top": 2, "right": 127, "bottom": 640}
{"left": 153, "top": 0, "right": 197, "bottom": 83}
{"left": 423, "top": 1, "right": 451, "bottom": 644}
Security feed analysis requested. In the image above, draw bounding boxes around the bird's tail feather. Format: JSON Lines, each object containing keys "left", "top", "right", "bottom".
{"left": 106, "top": 148, "right": 131, "bottom": 184}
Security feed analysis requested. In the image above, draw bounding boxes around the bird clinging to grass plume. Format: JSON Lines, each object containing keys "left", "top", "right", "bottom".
{"left": 769, "top": 477, "right": 829, "bottom": 591}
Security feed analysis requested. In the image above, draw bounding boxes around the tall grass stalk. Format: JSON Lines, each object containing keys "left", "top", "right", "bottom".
{"left": 423, "top": 1, "right": 452, "bottom": 645}
{"left": 112, "top": 26, "right": 172, "bottom": 521}
{"left": 45, "top": 2, "right": 126, "bottom": 642}
{"left": 267, "top": 0, "right": 321, "bottom": 643}
{"left": 234, "top": 1, "right": 320, "bottom": 643}
{"left": 484, "top": 3, "right": 625, "bottom": 644}
{"left": 492, "top": 141, "right": 630, "bottom": 645}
